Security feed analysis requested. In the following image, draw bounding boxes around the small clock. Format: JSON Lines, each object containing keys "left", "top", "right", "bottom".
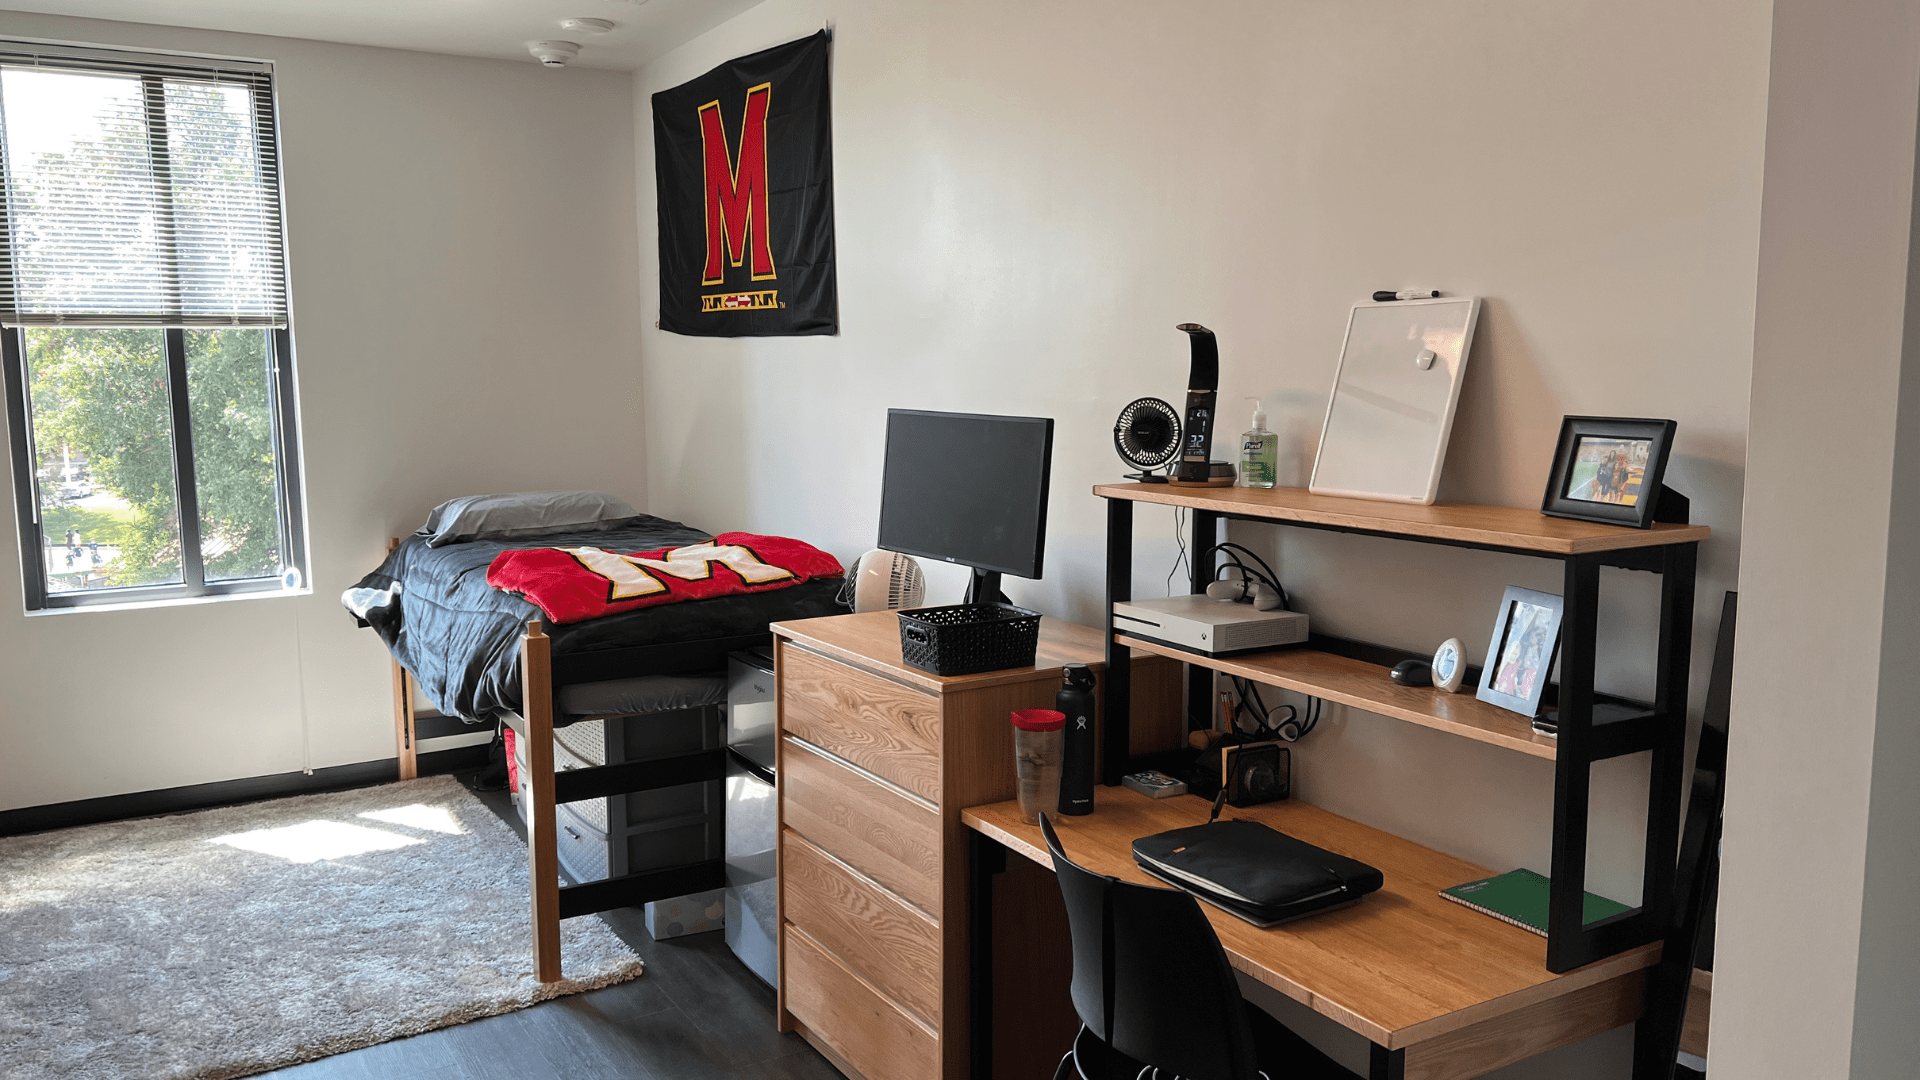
{"left": 1432, "top": 637, "right": 1467, "bottom": 693}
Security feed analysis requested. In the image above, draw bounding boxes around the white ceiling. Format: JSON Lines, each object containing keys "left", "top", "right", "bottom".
{"left": 0, "top": 0, "right": 768, "bottom": 71}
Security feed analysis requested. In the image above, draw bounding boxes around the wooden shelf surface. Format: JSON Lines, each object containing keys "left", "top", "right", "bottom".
{"left": 1115, "top": 634, "right": 1563, "bottom": 760}
{"left": 1094, "top": 483, "right": 1710, "bottom": 555}
{"left": 962, "top": 787, "right": 1658, "bottom": 1049}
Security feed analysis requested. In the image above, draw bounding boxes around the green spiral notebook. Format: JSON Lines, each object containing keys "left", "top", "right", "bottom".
{"left": 1438, "top": 868, "right": 1631, "bottom": 937}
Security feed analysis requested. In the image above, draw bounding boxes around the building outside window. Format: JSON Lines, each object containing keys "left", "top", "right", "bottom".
{"left": 0, "top": 41, "right": 305, "bottom": 611}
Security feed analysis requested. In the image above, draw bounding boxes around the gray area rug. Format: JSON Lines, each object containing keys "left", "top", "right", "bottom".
{"left": 0, "top": 775, "right": 643, "bottom": 1080}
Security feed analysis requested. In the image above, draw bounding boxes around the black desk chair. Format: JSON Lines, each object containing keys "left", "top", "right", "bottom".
{"left": 1040, "top": 814, "right": 1359, "bottom": 1080}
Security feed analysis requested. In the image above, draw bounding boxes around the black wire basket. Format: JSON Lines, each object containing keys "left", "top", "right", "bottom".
{"left": 897, "top": 603, "right": 1043, "bottom": 676}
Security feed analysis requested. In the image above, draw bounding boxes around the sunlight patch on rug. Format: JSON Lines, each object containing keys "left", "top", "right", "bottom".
{"left": 211, "top": 819, "right": 428, "bottom": 863}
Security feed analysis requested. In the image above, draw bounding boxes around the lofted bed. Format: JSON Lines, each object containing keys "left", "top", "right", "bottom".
{"left": 346, "top": 498, "right": 844, "bottom": 981}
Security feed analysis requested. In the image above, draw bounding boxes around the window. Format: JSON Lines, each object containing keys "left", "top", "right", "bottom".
{"left": 0, "top": 42, "right": 305, "bottom": 610}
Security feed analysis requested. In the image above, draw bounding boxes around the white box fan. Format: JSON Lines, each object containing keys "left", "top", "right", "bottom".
{"left": 840, "top": 549, "right": 927, "bottom": 612}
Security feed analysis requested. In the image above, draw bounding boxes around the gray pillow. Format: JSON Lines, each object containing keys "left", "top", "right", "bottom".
{"left": 419, "top": 490, "right": 640, "bottom": 547}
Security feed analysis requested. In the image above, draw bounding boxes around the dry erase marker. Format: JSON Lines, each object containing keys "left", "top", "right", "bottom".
{"left": 1372, "top": 289, "right": 1440, "bottom": 301}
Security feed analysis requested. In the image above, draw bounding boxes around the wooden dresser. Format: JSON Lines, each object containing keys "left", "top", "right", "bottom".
{"left": 771, "top": 612, "right": 1179, "bottom": 1080}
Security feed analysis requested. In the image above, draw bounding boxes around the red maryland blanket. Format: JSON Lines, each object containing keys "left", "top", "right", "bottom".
{"left": 486, "top": 532, "right": 843, "bottom": 625}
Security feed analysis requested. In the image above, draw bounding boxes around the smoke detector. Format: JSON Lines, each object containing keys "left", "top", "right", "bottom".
{"left": 527, "top": 41, "right": 581, "bottom": 67}
{"left": 559, "top": 17, "right": 615, "bottom": 34}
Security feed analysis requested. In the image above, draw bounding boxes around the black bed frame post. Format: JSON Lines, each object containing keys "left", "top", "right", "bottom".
{"left": 1102, "top": 496, "right": 1133, "bottom": 785}
{"left": 1546, "top": 553, "right": 1601, "bottom": 973}
{"left": 1187, "top": 509, "right": 1222, "bottom": 732}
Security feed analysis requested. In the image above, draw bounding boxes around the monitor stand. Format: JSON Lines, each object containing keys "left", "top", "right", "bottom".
{"left": 964, "top": 569, "right": 1008, "bottom": 607}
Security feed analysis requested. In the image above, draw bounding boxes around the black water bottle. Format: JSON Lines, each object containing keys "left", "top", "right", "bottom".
{"left": 1057, "top": 663, "right": 1097, "bottom": 815}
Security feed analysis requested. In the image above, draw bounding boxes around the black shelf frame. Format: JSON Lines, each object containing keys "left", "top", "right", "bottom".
{"left": 1099, "top": 496, "right": 1698, "bottom": 974}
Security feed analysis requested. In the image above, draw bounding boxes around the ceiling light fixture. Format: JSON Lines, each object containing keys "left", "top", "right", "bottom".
{"left": 527, "top": 41, "right": 582, "bottom": 67}
{"left": 559, "top": 17, "right": 616, "bottom": 34}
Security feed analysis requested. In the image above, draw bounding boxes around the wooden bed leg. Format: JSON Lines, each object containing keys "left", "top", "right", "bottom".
{"left": 387, "top": 538, "right": 419, "bottom": 781}
{"left": 391, "top": 662, "right": 419, "bottom": 781}
{"left": 522, "top": 619, "right": 563, "bottom": 984}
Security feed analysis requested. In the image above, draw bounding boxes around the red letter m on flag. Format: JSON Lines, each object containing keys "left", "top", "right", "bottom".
{"left": 699, "top": 83, "right": 776, "bottom": 286}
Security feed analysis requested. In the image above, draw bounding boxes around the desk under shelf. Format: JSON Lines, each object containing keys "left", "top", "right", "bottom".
{"left": 963, "top": 786, "right": 1661, "bottom": 1079}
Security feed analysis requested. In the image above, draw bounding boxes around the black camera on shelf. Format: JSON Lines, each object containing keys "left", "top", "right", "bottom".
{"left": 1189, "top": 737, "right": 1291, "bottom": 807}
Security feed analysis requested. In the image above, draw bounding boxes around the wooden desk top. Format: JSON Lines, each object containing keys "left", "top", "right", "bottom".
{"left": 962, "top": 787, "right": 1657, "bottom": 1051}
{"left": 1093, "top": 483, "right": 1710, "bottom": 556}
{"left": 772, "top": 611, "right": 1132, "bottom": 695}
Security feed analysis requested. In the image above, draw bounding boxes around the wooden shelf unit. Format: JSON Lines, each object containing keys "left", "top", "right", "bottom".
{"left": 1096, "top": 483, "right": 1707, "bottom": 974}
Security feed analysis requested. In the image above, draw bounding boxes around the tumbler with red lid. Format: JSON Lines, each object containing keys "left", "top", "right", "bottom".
{"left": 1010, "top": 708, "right": 1066, "bottom": 825}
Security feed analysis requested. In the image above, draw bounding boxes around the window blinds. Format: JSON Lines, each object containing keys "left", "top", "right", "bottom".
{"left": 0, "top": 42, "right": 287, "bottom": 327}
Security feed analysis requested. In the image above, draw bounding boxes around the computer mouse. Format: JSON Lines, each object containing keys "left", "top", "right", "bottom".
{"left": 1389, "top": 659, "right": 1432, "bottom": 687}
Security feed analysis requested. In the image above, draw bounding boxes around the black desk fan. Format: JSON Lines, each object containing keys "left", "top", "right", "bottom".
{"left": 1114, "top": 397, "right": 1181, "bottom": 483}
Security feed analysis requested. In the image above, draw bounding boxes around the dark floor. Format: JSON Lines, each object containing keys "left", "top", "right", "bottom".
{"left": 257, "top": 775, "right": 840, "bottom": 1080}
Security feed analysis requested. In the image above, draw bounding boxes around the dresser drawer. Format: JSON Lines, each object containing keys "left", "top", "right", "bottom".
{"left": 785, "top": 924, "right": 939, "bottom": 1080}
{"left": 781, "top": 737, "right": 941, "bottom": 914}
{"left": 781, "top": 644, "right": 942, "bottom": 803}
{"left": 782, "top": 828, "right": 943, "bottom": 1028}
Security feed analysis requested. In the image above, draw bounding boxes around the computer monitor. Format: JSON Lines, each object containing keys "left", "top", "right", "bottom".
{"left": 877, "top": 409, "right": 1054, "bottom": 605}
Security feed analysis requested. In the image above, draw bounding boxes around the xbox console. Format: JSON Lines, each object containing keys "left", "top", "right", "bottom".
{"left": 1111, "top": 595, "right": 1309, "bottom": 656}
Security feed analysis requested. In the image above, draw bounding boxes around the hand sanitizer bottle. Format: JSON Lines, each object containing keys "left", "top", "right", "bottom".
{"left": 1239, "top": 398, "right": 1277, "bottom": 489}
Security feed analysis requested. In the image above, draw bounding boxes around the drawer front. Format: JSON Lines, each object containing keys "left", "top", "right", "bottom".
{"left": 785, "top": 924, "right": 939, "bottom": 1080}
{"left": 781, "top": 738, "right": 941, "bottom": 915}
{"left": 555, "top": 802, "right": 609, "bottom": 883}
{"left": 782, "top": 645, "right": 942, "bottom": 803}
{"left": 782, "top": 829, "right": 943, "bottom": 1028}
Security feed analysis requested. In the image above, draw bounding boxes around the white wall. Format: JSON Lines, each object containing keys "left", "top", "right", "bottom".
{"left": 1716, "top": 1, "right": 1920, "bottom": 1076}
{"left": 635, "top": 3, "right": 1771, "bottom": 1076}
{"left": 0, "top": 11, "right": 644, "bottom": 809}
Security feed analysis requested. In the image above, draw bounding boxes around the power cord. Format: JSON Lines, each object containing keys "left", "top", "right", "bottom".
{"left": 1227, "top": 673, "right": 1322, "bottom": 742}
{"left": 1174, "top": 534, "right": 1320, "bottom": 740}
{"left": 1166, "top": 505, "right": 1190, "bottom": 596}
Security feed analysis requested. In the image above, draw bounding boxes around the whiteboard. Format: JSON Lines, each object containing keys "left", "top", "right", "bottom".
{"left": 1308, "top": 297, "right": 1481, "bottom": 505}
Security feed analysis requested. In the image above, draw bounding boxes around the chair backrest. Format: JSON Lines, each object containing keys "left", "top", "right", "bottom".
{"left": 1634, "top": 590, "right": 1736, "bottom": 1079}
{"left": 1040, "top": 814, "right": 1259, "bottom": 1080}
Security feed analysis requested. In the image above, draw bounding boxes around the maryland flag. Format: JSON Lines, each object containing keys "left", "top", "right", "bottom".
{"left": 487, "top": 533, "right": 843, "bottom": 625}
{"left": 653, "top": 31, "right": 837, "bottom": 336}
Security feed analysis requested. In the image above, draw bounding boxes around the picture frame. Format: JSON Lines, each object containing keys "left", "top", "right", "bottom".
{"left": 1476, "top": 586, "right": 1565, "bottom": 718}
{"left": 1540, "top": 416, "right": 1678, "bottom": 529}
